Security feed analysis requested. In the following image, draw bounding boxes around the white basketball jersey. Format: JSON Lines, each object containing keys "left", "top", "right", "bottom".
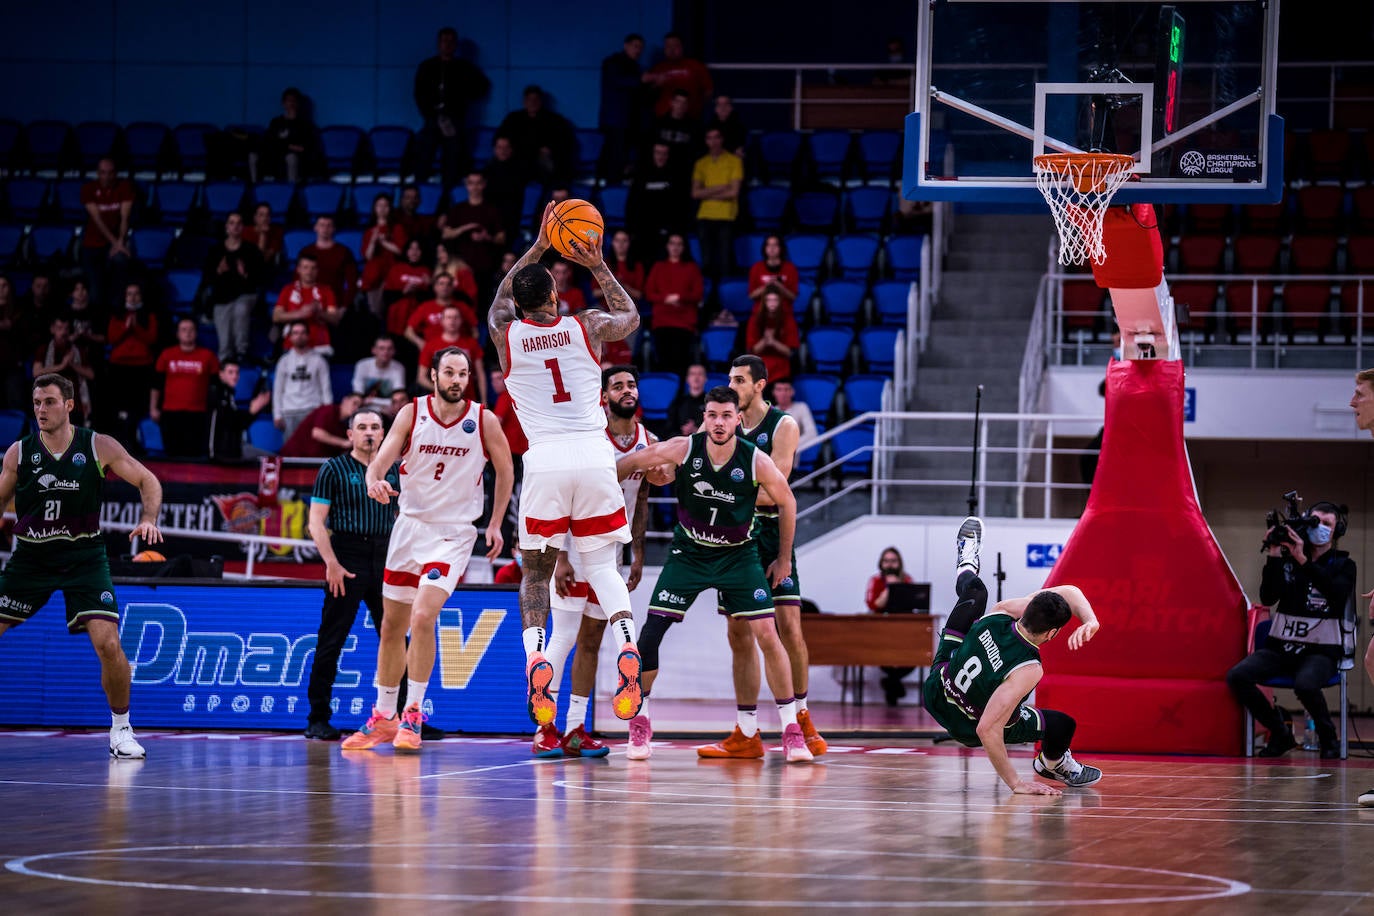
{"left": 398, "top": 397, "right": 487, "bottom": 524}
{"left": 504, "top": 316, "right": 605, "bottom": 441}
{"left": 610, "top": 422, "right": 651, "bottom": 530}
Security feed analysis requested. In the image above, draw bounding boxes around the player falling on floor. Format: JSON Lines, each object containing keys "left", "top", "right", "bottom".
{"left": 923, "top": 518, "right": 1104, "bottom": 794}
{"left": 699, "top": 354, "right": 827, "bottom": 760}
{"left": 615, "top": 386, "right": 813, "bottom": 763}
{"left": 343, "top": 347, "right": 513, "bottom": 752}
{"left": 0, "top": 373, "right": 163, "bottom": 759}
{"left": 534, "top": 365, "right": 657, "bottom": 758}
{"left": 489, "top": 202, "right": 644, "bottom": 728}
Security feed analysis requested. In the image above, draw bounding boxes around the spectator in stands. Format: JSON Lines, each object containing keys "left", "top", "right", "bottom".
{"left": 482, "top": 134, "right": 526, "bottom": 245}
{"left": 105, "top": 281, "right": 160, "bottom": 444}
{"left": 489, "top": 371, "right": 528, "bottom": 453}
{"left": 645, "top": 233, "right": 704, "bottom": 376}
{"left": 151, "top": 317, "right": 220, "bottom": 457}
{"left": 692, "top": 127, "right": 743, "bottom": 288}
{"left": 0, "top": 275, "right": 25, "bottom": 409}
{"left": 79, "top": 158, "right": 135, "bottom": 309}
{"left": 667, "top": 363, "right": 708, "bottom": 437}
{"left": 384, "top": 238, "right": 434, "bottom": 304}
{"left": 493, "top": 549, "right": 524, "bottom": 585}
{"left": 413, "top": 26, "right": 491, "bottom": 189}
{"left": 353, "top": 335, "right": 406, "bottom": 413}
{"left": 32, "top": 315, "right": 94, "bottom": 426}
{"left": 704, "top": 95, "right": 748, "bottom": 159}
{"left": 394, "top": 184, "right": 436, "bottom": 245}
{"left": 650, "top": 90, "right": 702, "bottom": 183}
{"left": 301, "top": 215, "right": 358, "bottom": 310}
{"left": 770, "top": 378, "right": 817, "bottom": 446}
{"left": 273, "top": 320, "right": 332, "bottom": 438}
{"left": 432, "top": 240, "right": 480, "bottom": 304}
{"left": 245, "top": 202, "right": 284, "bottom": 267}
{"left": 496, "top": 85, "right": 576, "bottom": 191}
{"left": 748, "top": 235, "right": 800, "bottom": 309}
{"left": 360, "top": 193, "right": 407, "bottom": 317}
{"left": 202, "top": 211, "right": 266, "bottom": 363}
{"left": 65, "top": 278, "right": 106, "bottom": 352}
{"left": 273, "top": 253, "right": 340, "bottom": 357}
{"left": 628, "top": 142, "right": 691, "bottom": 263}
{"left": 281, "top": 391, "right": 363, "bottom": 459}
{"left": 746, "top": 290, "right": 799, "bottom": 384}
{"left": 387, "top": 388, "right": 409, "bottom": 418}
{"left": 593, "top": 229, "right": 645, "bottom": 364}
{"left": 874, "top": 36, "right": 911, "bottom": 86}
{"left": 253, "top": 87, "right": 316, "bottom": 182}
{"left": 865, "top": 546, "right": 917, "bottom": 705}
{"left": 646, "top": 32, "right": 713, "bottom": 118}
{"left": 599, "top": 33, "right": 647, "bottom": 181}
{"left": 403, "top": 273, "right": 477, "bottom": 352}
{"left": 16, "top": 272, "right": 59, "bottom": 358}
{"left": 552, "top": 261, "right": 586, "bottom": 315}
{"left": 416, "top": 305, "right": 485, "bottom": 403}
{"left": 208, "top": 360, "right": 271, "bottom": 461}
{"left": 439, "top": 172, "right": 506, "bottom": 295}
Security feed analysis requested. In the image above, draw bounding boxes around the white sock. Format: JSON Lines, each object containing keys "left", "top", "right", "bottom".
{"left": 523, "top": 626, "right": 546, "bottom": 658}
{"left": 546, "top": 608, "right": 582, "bottom": 687}
{"left": 612, "top": 616, "right": 637, "bottom": 646}
{"left": 638, "top": 695, "right": 650, "bottom": 719}
{"left": 776, "top": 698, "right": 798, "bottom": 729}
{"left": 111, "top": 711, "right": 131, "bottom": 730}
{"left": 737, "top": 706, "right": 759, "bottom": 738}
{"left": 567, "top": 694, "right": 590, "bottom": 730}
{"left": 796, "top": 693, "right": 808, "bottom": 713}
{"left": 376, "top": 683, "right": 400, "bottom": 718}
{"left": 405, "top": 679, "right": 428, "bottom": 711}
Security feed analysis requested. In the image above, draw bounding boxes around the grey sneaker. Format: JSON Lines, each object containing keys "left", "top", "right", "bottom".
{"left": 956, "top": 516, "right": 983, "bottom": 575}
{"left": 1034, "top": 750, "right": 1102, "bottom": 787}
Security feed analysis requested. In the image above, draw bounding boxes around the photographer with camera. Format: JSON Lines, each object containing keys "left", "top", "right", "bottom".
{"left": 1226, "top": 497, "right": 1354, "bottom": 758}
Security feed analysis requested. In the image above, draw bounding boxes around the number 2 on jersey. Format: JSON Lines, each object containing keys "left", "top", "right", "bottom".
{"left": 544, "top": 358, "right": 572, "bottom": 403}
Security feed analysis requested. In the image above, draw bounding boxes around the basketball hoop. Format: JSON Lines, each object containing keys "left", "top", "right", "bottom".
{"left": 1033, "top": 153, "right": 1136, "bottom": 265}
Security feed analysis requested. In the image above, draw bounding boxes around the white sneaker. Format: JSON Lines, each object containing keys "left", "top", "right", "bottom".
{"left": 109, "top": 724, "right": 146, "bottom": 759}
{"left": 1359, "top": 788, "right": 1374, "bottom": 807}
{"left": 782, "top": 723, "right": 814, "bottom": 763}
{"left": 956, "top": 516, "right": 983, "bottom": 575}
{"left": 1033, "top": 750, "right": 1102, "bottom": 787}
{"left": 626, "top": 714, "right": 653, "bottom": 760}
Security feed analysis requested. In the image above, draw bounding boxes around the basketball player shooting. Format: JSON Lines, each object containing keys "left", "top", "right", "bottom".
{"left": 489, "top": 202, "right": 646, "bottom": 727}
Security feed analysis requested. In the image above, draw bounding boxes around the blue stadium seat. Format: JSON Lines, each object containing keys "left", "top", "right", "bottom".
{"left": 123, "top": 122, "right": 171, "bottom": 173}
{"left": 756, "top": 130, "right": 802, "bottom": 182}
{"left": 794, "top": 422, "right": 823, "bottom": 475}
{"left": 0, "top": 409, "right": 26, "bottom": 450}
{"left": 75, "top": 121, "right": 120, "bottom": 170}
{"left": 792, "top": 190, "right": 839, "bottom": 232}
{"left": 846, "top": 186, "right": 891, "bottom": 232}
{"left": 637, "top": 372, "right": 680, "bottom": 422}
{"left": 27, "top": 226, "right": 74, "bottom": 264}
{"left": 734, "top": 232, "right": 768, "bottom": 268}
{"left": 687, "top": 236, "right": 702, "bottom": 265}
{"left": 350, "top": 182, "right": 391, "bottom": 218}
{"left": 416, "top": 183, "right": 446, "bottom": 215}
{"left": 872, "top": 280, "right": 912, "bottom": 327}
{"left": 138, "top": 417, "right": 166, "bottom": 458}
{"left": 368, "top": 126, "right": 412, "bottom": 176}
{"left": 787, "top": 234, "right": 830, "bottom": 284}
{"left": 598, "top": 185, "right": 628, "bottom": 228}
{"left": 808, "top": 130, "right": 852, "bottom": 180}
{"left": 247, "top": 416, "right": 283, "bottom": 454}
{"left": 520, "top": 182, "right": 543, "bottom": 227}
{"left": 319, "top": 126, "right": 363, "bottom": 176}
{"left": 251, "top": 181, "right": 296, "bottom": 216}
{"left": 330, "top": 363, "right": 355, "bottom": 398}
{"left": 793, "top": 280, "right": 816, "bottom": 323}
{"left": 575, "top": 129, "right": 603, "bottom": 177}
{"left": 718, "top": 279, "right": 754, "bottom": 322}
{"left": 833, "top": 234, "right": 880, "bottom": 281}
{"left": 54, "top": 179, "right": 87, "bottom": 222}
{"left": 706, "top": 372, "right": 729, "bottom": 391}
{"left": 165, "top": 269, "right": 202, "bottom": 311}
{"left": 805, "top": 326, "right": 854, "bottom": 374}
{"left": 334, "top": 229, "right": 364, "bottom": 261}
{"left": 196, "top": 324, "right": 219, "bottom": 354}
{"left": 172, "top": 123, "right": 215, "bottom": 174}
{"left": 25, "top": 120, "right": 72, "bottom": 172}
{"left": 300, "top": 183, "right": 343, "bottom": 220}
{"left": 699, "top": 326, "right": 738, "bottom": 370}
{"left": 234, "top": 366, "right": 262, "bottom": 408}
{"left": 859, "top": 326, "right": 900, "bottom": 373}
{"left": 203, "top": 181, "right": 246, "bottom": 220}
{"left": 447, "top": 184, "right": 468, "bottom": 207}
{"left": 885, "top": 235, "right": 923, "bottom": 282}
{"left": 843, "top": 374, "right": 889, "bottom": 416}
{"left": 858, "top": 131, "right": 901, "bottom": 182}
{"left": 747, "top": 186, "right": 788, "bottom": 231}
{"left": 283, "top": 229, "right": 315, "bottom": 262}
{"left": 0, "top": 224, "right": 24, "bottom": 267}
{"left": 818, "top": 280, "right": 865, "bottom": 324}
{"left": 5, "top": 177, "right": 48, "bottom": 221}
{"left": 471, "top": 127, "right": 497, "bottom": 170}
{"left": 793, "top": 373, "right": 840, "bottom": 425}
{"left": 154, "top": 181, "right": 198, "bottom": 224}
{"left": 833, "top": 423, "right": 874, "bottom": 475}
{"left": 133, "top": 226, "right": 177, "bottom": 268}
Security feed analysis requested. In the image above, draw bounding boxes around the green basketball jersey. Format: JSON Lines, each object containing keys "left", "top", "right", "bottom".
{"left": 937, "top": 613, "right": 1042, "bottom": 723}
{"left": 674, "top": 432, "right": 759, "bottom": 547}
{"left": 738, "top": 404, "right": 786, "bottom": 456}
{"left": 13, "top": 427, "right": 105, "bottom": 546}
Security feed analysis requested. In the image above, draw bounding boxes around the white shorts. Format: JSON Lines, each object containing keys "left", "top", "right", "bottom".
{"left": 519, "top": 436, "right": 631, "bottom": 553}
{"left": 382, "top": 514, "right": 478, "bottom": 602}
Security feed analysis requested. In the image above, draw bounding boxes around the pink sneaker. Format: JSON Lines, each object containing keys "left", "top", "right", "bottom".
{"left": 782, "top": 722, "right": 814, "bottom": 763}
{"left": 626, "top": 715, "right": 653, "bottom": 760}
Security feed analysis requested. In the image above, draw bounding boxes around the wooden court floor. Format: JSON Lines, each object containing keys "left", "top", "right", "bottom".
{"left": 3, "top": 727, "right": 1374, "bottom": 914}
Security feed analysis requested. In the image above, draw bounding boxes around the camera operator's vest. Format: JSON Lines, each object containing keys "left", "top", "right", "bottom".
{"left": 1268, "top": 551, "right": 1349, "bottom": 652}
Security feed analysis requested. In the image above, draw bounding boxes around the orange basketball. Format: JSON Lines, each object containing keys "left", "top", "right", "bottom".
{"left": 134, "top": 550, "right": 167, "bottom": 563}
{"left": 546, "top": 199, "right": 604, "bottom": 259}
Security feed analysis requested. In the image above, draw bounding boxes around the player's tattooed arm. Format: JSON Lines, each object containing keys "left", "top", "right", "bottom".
{"left": 580, "top": 258, "right": 641, "bottom": 344}
{"left": 489, "top": 201, "right": 556, "bottom": 370}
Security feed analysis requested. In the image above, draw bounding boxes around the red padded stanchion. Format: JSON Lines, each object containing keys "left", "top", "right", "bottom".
{"left": 1091, "top": 203, "right": 1164, "bottom": 290}
{"left": 1037, "top": 359, "right": 1248, "bottom": 754}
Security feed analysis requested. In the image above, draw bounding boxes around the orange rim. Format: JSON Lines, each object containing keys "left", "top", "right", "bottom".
{"left": 1034, "top": 152, "right": 1135, "bottom": 194}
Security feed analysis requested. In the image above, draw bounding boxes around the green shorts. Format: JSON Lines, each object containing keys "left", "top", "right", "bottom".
{"left": 648, "top": 536, "right": 775, "bottom": 621}
{"left": 718, "top": 513, "right": 800, "bottom": 615}
{"left": 0, "top": 541, "right": 120, "bottom": 634}
{"left": 921, "top": 650, "right": 1046, "bottom": 748}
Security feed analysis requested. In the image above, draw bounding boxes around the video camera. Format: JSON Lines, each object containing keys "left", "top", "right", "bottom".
{"left": 1261, "top": 490, "right": 1321, "bottom": 551}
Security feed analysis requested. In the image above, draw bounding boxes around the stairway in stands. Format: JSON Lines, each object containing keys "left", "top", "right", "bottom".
{"left": 891, "top": 213, "right": 1054, "bottom": 517}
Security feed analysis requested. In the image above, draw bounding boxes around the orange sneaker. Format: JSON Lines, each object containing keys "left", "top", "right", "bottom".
{"left": 393, "top": 705, "right": 426, "bottom": 752}
{"left": 697, "top": 725, "right": 766, "bottom": 759}
{"left": 612, "top": 642, "right": 643, "bottom": 720}
{"left": 797, "top": 709, "right": 828, "bottom": 756}
{"left": 527, "top": 653, "right": 555, "bottom": 726}
{"left": 532, "top": 722, "right": 563, "bottom": 758}
{"left": 341, "top": 708, "right": 399, "bottom": 750}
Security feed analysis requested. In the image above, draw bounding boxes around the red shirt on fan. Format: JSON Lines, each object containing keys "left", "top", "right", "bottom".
{"left": 645, "top": 258, "right": 704, "bottom": 331}
{"left": 557, "top": 285, "right": 587, "bottom": 315}
{"left": 80, "top": 178, "right": 135, "bottom": 249}
{"left": 300, "top": 241, "right": 358, "bottom": 306}
{"left": 155, "top": 345, "right": 221, "bottom": 412}
{"left": 384, "top": 261, "right": 433, "bottom": 295}
{"left": 408, "top": 298, "right": 478, "bottom": 340}
{"left": 492, "top": 391, "right": 529, "bottom": 455}
{"left": 277, "top": 281, "right": 339, "bottom": 350}
{"left": 493, "top": 560, "right": 523, "bottom": 584}
{"left": 747, "top": 260, "right": 799, "bottom": 305}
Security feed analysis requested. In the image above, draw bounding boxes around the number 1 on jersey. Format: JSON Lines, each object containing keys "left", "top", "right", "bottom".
{"left": 544, "top": 358, "right": 572, "bottom": 403}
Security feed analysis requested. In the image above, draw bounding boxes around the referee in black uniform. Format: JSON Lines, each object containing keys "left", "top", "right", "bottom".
{"left": 303, "top": 406, "right": 437, "bottom": 739}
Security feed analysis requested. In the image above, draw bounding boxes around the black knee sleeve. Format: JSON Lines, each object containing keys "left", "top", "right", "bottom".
{"left": 639, "top": 613, "right": 674, "bottom": 672}
{"left": 945, "top": 572, "right": 989, "bottom": 636}
{"left": 1040, "top": 708, "right": 1076, "bottom": 760}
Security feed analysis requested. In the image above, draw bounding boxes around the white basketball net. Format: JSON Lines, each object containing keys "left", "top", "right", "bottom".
{"left": 1033, "top": 154, "right": 1135, "bottom": 265}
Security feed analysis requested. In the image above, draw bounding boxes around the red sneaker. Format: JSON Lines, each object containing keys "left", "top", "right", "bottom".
{"left": 561, "top": 724, "right": 611, "bottom": 758}
{"left": 532, "top": 722, "right": 563, "bottom": 758}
